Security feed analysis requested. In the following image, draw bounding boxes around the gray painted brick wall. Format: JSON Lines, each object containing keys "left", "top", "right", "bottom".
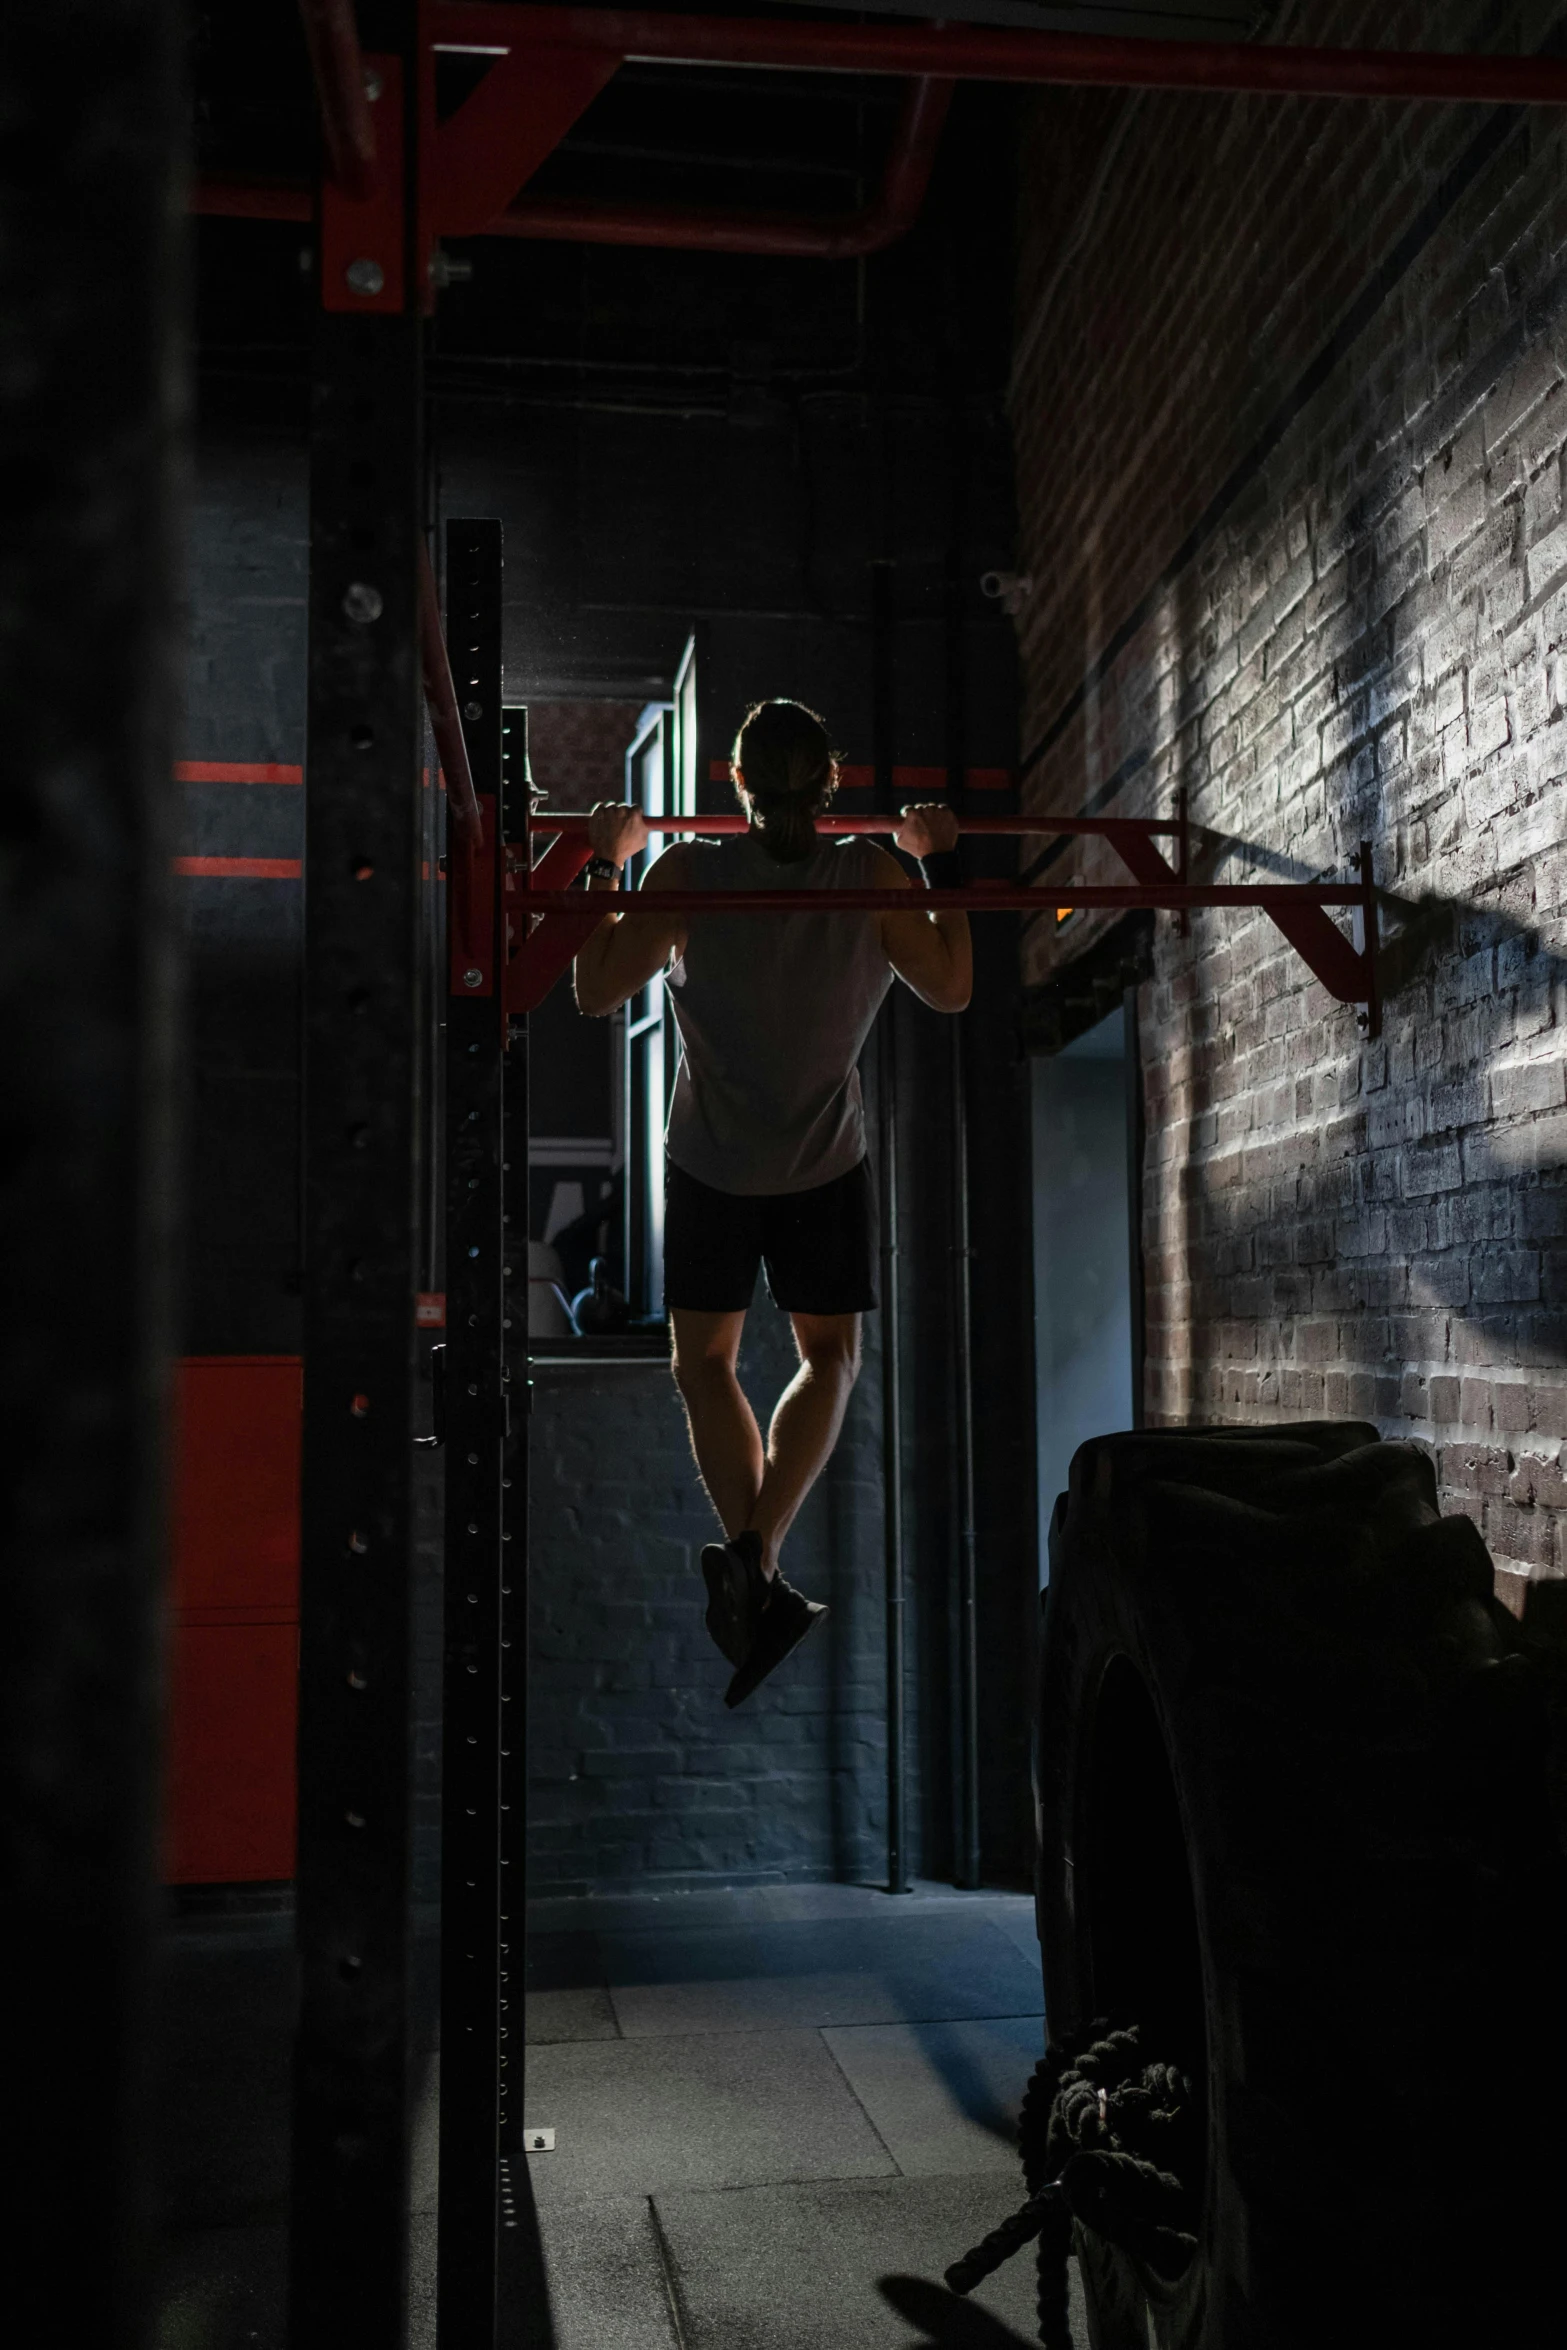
{"left": 1013, "top": 0, "right": 1567, "bottom": 1619}
{"left": 525, "top": 1303, "right": 898, "bottom": 1893}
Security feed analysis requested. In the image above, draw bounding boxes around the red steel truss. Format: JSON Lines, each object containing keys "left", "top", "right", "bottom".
{"left": 195, "top": 6, "right": 1567, "bottom": 262}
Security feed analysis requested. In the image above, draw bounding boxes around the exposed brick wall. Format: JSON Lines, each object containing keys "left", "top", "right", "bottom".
{"left": 1011, "top": 2, "right": 1567, "bottom": 1613}
{"left": 525, "top": 700, "right": 647, "bottom": 811}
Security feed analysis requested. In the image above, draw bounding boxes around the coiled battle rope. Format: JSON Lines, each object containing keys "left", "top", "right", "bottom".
{"left": 944, "top": 2021, "right": 1199, "bottom": 2349}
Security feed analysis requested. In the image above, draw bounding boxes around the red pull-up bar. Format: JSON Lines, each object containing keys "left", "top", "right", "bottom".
{"left": 504, "top": 809, "right": 1381, "bottom": 1035}
{"left": 525, "top": 809, "right": 1182, "bottom": 841}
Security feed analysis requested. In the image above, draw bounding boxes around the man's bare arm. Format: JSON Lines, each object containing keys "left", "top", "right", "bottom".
{"left": 874, "top": 804, "right": 972, "bottom": 1012}
{"left": 572, "top": 803, "right": 690, "bottom": 1017}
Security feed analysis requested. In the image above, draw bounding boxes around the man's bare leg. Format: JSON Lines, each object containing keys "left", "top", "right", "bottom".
{"left": 670, "top": 1308, "right": 762, "bottom": 1539}
{"left": 747, "top": 1312, "right": 862, "bottom": 1576}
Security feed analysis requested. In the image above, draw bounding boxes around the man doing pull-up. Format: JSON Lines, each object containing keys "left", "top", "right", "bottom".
{"left": 574, "top": 698, "right": 971, "bottom": 1706}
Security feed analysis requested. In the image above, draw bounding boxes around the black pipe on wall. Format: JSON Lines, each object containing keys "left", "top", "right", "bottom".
{"left": 870, "top": 549, "right": 911, "bottom": 1893}
{"left": 878, "top": 1006, "right": 909, "bottom": 1894}
{"left": 948, "top": 1015, "right": 981, "bottom": 1888}
{"left": 945, "top": 395, "right": 982, "bottom": 1891}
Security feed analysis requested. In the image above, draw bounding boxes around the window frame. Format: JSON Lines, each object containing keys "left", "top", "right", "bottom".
{"left": 620, "top": 638, "right": 700, "bottom": 1319}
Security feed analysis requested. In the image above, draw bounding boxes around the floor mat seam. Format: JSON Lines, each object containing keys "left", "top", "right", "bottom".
{"left": 647, "top": 2190, "right": 692, "bottom": 2348}
{"left": 816, "top": 2025, "right": 907, "bottom": 2178}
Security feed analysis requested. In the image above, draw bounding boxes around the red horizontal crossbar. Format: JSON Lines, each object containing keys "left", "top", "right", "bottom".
{"left": 175, "top": 856, "right": 304, "bottom": 879}
{"left": 435, "top": 5, "right": 1567, "bottom": 107}
{"left": 176, "top": 761, "right": 303, "bottom": 784}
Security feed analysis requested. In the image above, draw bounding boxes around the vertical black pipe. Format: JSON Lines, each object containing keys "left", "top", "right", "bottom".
{"left": 1124, "top": 989, "right": 1146, "bottom": 1432}
{"left": 946, "top": 397, "right": 981, "bottom": 1892}
{"left": 877, "top": 1006, "right": 908, "bottom": 1895}
{"left": 948, "top": 1018, "right": 980, "bottom": 1889}
{"left": 2, "top": 5, "right": 184, "bottom": 2340}
{"left": 869, "top": 549, "right": 907, "bottom": 1892}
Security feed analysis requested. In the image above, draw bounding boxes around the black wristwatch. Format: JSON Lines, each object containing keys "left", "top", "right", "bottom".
{"left": 583, "top": 855, "right": 621, "bottom": 883}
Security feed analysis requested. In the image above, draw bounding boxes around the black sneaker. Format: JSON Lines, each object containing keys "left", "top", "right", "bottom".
{"left": 725, "top": 1574, "right": 827, "bottom": 1709}
{"left": 701, "top": 1530, "right": 768, "bottom": 1668}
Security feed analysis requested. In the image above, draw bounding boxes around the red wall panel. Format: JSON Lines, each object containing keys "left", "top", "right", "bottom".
{"left": 165, "top": 1622, "right": 299, "bottom": 1882}
{"left": 165, "top": 1356, "right": 302, "bottom": 1882}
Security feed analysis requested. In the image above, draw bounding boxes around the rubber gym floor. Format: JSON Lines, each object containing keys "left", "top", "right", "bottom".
{"left": 153, "top": 1881, "right": 1092, "bottom": 2348}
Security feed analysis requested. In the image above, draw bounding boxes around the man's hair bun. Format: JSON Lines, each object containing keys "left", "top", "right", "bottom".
{"left": 731, "top": 700, "right": 839, "bottom": 865}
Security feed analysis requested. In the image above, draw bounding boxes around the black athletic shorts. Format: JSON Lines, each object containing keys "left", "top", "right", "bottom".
{"left": 663, "top": 1158, "right": 878, "bottom": 1316}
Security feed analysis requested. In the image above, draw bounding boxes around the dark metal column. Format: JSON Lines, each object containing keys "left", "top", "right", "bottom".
{"left": 290, "top": 24, "right": 423, "bottom": 2343}
{"left": 498, "top": 701, "right": 531, "bottom": 2174}
{"left": 949, "top": 1015, "right": 981, "bottom": 1890}
{"left": 438, "top": 520, "right": 507, "bottom": 2349}
{"left": 946, "top": 418, "right": 981, "bottom": 1892}
{"left": 869, "top": 545, "right": 910, "bottom": 1896}
{"left": 2, "top": 4, "right": 184, "bottom": 2340}
{"left": 877, "top": 1004, "right": 909, "bottom": 1896}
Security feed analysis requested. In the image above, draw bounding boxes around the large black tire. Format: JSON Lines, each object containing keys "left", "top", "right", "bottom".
{"left": 1035, "top": 1424, "right": 1567, "bottom": 2350}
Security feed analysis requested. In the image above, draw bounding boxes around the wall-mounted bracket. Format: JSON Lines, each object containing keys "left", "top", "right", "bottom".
{"left": 1261, "top": 839, "right": 1380, "bottom": 1037}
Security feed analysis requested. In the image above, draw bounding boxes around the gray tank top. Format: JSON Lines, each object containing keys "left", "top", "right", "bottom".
{"left": 658, "top": 831, "right": 895, "bottom": 1196}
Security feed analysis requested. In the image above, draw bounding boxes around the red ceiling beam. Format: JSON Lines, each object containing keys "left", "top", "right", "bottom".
{"left": 193, "top": 72, "right": 953, "bottom": 258}
{"left": 489, "top": 75, "right": 953, "bottom": 257}
{"left": 195, "top": 11, "right": 1567, "bottom": 260}
{"left": 432, "top": 5, "right": 1567, "bottom": 107}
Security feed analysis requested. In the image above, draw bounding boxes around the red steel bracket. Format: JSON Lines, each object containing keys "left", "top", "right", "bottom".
{"left": 505, "top": 836, "right": 599, "bottom": 1015}
{"left": 450, "top": 793, "right": 499, "bottom": 996}
{"left": 491, "top": 75, "right": 953, "bottom": 257}
{"left": 425, "top": 32, "right": 622, "bottom": 240}
{"left": 1263, "top": 841, "right": 1380, "bottom": 1034}
{"left": 319, "top": 51, "right": 405, "bottom": 314}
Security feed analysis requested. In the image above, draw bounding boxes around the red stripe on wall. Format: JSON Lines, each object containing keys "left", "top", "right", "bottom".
{"left": 175, "top": 856, "right": 302, "bottom": 879}
{"left": 177, "top": 761, "right": 303, "bottom": 784}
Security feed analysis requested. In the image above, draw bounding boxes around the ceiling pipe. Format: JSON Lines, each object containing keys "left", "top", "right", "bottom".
{"left": 297, "top": 0, "right": 378, "bottom": 198}
{"left": 432, "top": 4, "right": 1567, "bottom": 106}
{"left": 489, "top": 76, "right": 952, "bottom": 256}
